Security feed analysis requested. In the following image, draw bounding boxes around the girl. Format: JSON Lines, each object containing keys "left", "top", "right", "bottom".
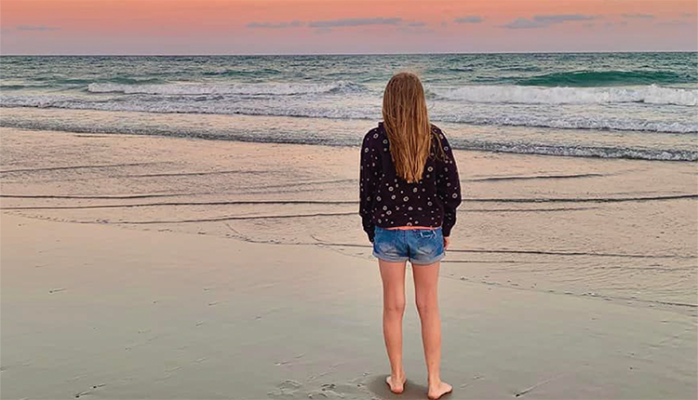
{"left": 359, "top": 72, "right": 461, "bottom": 399}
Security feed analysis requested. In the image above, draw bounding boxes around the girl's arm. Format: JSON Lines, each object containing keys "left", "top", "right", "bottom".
{"left": 434, "top": 131, "right": 462, "bottom": 237}
{"left": 359, "top": 130, "right": 380, "bottom": 242}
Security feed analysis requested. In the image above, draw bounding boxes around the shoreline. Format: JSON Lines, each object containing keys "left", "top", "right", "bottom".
{"left": 1, "top": 106, "right": 696, "bottom": 162}
{"left": 3, "top": 121, "right": 697, "bottom": 164}
{"left": 2, "top": 127, "right": 696, "bottom": 312}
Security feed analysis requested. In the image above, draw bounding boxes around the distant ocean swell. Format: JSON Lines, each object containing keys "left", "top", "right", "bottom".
{"left": 202, "top": 68, "right": 283, "bottom": 77}
{"left": 2, "top": 117, "right": 696, "bottom": 162}
{"left": 514, "top": 70, "right": 696, "bottom": 87}
{"left": 86, "top": 81, "right": 364, "bottom": 95}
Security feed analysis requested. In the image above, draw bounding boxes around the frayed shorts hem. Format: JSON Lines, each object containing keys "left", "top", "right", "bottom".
{"left": 409, "top": 252, "right": 446, "bottom": 266}
{"left": 372, "top": 252, "right": 445, "bottom": 265}
{"left": 372, "top": 252, "right": 409, "bottom": 263}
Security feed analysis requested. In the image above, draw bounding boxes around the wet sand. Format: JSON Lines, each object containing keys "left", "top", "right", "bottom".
{"left": 1, "top": 127, "right": 697, "bottom": 399}
{"left": 3, "top": 213, "right": 697, "bottom": 399}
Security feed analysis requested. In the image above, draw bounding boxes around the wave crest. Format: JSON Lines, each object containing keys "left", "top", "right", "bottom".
{"left": 87, "top": 81, "right": 364, "bottom": 96}
{"left": 455, "top": 140, "right": 697, "bottom": 162}
{"left": 1, "top": 115, "right": 696, "bottom": 162}
{"left": 432, "top": 85, "right": 698, "bottom": 107}
{"left": 2, "top": 93, "right": 697, "bottom": 133}
{"left": 516, "top": 70, "right": 695, "bottom": 87}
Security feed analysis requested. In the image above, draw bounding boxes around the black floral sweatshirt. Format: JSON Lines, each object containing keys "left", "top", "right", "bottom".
{"left": 359, "top": 122, "right": 462, "bottom": 242}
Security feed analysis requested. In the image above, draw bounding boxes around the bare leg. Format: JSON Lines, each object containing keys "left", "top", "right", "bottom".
{"left": 379, "top": 259, "right": 407, "bottom": 393}
{"left": 412, "top": 261, "right": 452, "bottom": 399}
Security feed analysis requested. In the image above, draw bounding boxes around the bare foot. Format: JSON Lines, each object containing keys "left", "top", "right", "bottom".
{"left": 386, "top": 374, "right": 407, "bottom": 394}
{"left": 427, "top": 380, "right": 452, "bottom": 400}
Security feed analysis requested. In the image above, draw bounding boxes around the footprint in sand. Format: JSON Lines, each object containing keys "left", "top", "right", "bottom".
{"left": 268, "top": 378, "right": 373, "bottom": 399}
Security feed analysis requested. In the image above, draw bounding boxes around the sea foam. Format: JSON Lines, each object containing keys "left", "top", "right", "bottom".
{"left": 2, "top": 93, "right": 697, "bottom": 133}
{"left": 431, "top": 85, "right": 698, "bottom": 106}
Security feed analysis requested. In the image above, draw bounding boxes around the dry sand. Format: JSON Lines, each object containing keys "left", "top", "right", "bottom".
{"left": 1, "top": 128, "right": 697, "bottom": 399}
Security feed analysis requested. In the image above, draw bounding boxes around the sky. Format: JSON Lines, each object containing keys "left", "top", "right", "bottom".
{"left": 1, "top": 0, "right": 696, "bottom": 55}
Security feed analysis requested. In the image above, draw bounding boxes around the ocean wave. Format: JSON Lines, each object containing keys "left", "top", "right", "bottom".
{"left": 438, "top": 113, "right": 698, "bottom": 134}
{"left": 453, "top": 140, "right": 697, "bottom": 162}
{"left": 0, "top": 83, "right": 53, "bottom": 90}
{"left": 432, "top": 85, "right": 698, "bottom": 106}
{"left": 516, "top": 70, "right": 696, "bottom": 87}
{"left": 86, "top": 81, "right": 364, "bottom": 96}
{"left": 202, "top": 68, "right": 282, "bottom": 77}
{"left": 2, "top": 93, "right": 697, "bottom": 133}
{"left": 426, "top": 67, "right": 475, "bottom": 74}
{"left": 99, "top": 77, "right": 166, "bottom": 85}
{"left": 497, "top": 66, "right": 542, "bottom": 72}
{"left": 34, "top": 78, "right": 94, "bottom": 85}
{"left": 1, "top": 116, "right": 696, "bottom": 162}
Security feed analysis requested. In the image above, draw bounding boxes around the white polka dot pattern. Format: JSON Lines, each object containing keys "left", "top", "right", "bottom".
{"left": 359, "top": 122, "right": 462, "bottom": 242}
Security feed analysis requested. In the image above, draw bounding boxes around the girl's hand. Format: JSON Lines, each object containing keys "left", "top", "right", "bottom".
{"left": 443, "top": 236, "right": 450, "bottom": 250}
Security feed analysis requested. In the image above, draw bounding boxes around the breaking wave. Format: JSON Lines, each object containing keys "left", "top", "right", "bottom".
{"left": 432, "top": 85, "right": 698, "bottom": 106}
{"left": 1, "top": 116, "right": 696, "bottom": 161}
{"left": 87, "top": 81, "right": 365, "bottom": 96}
{"left": 2, "top": 93, "right": 697, "bottom": 133}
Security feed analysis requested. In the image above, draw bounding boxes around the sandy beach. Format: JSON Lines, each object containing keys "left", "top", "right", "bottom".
{"left": 2, "top": 127, "right": 696, "bottom": 399}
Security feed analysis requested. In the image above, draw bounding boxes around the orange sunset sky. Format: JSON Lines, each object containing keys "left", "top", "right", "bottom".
{"left": 1, "top": 0, "right": 696, "bottom": 55}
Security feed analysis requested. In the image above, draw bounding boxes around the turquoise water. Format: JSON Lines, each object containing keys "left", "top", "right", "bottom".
{"left": 1, "top": 52, "right": 697, "bottom": 160}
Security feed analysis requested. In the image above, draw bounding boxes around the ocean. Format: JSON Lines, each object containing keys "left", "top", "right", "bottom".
{"left": 1, "top": 52, "right": 697, "bottom": 161}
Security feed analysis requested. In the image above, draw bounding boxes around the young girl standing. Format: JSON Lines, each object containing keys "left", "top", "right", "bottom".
{"left": 359, "top": 72, "right": 461, "bottom": 399}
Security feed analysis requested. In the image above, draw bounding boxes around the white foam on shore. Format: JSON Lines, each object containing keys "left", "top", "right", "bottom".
{"left": 431, "top": 84, "right": 698, "bottom": 106}
{"left": 3, "top": 93, "right": 696, "bottom": 134}
{"left": 1, "top": 113, "right": 696, "bottom": 161}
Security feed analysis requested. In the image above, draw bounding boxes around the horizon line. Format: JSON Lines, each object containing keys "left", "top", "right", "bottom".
{"left": 1, "top": 50, "right": 697, "bottom": 57}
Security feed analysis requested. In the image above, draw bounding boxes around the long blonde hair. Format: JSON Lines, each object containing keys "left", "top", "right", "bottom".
{"left": 382, "top": 72, "right": 432, "bottom": 183}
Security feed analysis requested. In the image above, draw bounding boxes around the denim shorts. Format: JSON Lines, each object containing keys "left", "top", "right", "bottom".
{"left": 372, "top": 226, "right": 445, "bottom": 265}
